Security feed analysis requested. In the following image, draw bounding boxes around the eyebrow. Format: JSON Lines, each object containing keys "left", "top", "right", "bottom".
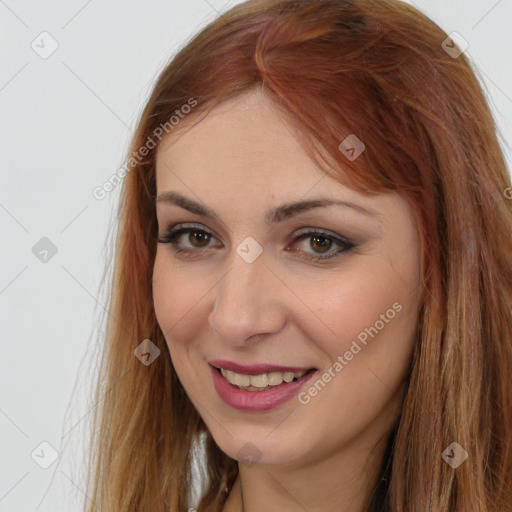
{"left": 155, "top": 191, "right": 379, "bottom": 225}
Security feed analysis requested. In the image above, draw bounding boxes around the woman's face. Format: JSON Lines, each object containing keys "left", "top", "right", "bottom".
{"left": 153, "top": 89, "right": 421, "bottom": 468}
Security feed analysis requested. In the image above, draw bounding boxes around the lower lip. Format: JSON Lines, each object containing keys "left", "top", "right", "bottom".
{"left": 209, "top": 365, "right": 317, "bottom": 412}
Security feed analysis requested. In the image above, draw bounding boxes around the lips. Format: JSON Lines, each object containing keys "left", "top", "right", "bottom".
{"left": 209, "top": 363, "right": 318, "bottom": 411}
{"left": 208, "top": 359, "right": 316, "bottom": 375}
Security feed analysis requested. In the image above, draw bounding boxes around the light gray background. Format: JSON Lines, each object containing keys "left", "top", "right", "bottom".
{"left": 1, "top": 1, "right": 511, "bottom": 510}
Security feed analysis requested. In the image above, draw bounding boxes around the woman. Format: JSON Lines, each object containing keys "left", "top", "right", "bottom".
{"left": 85, "top": 0, "right": 512, "bottom": 510}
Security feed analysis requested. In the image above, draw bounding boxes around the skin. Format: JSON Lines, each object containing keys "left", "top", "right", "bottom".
{"left": 152, "top": 87, "right": 421, "bottom": 512}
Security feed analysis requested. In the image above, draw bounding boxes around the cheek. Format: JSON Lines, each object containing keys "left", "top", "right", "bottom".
{"left": 152, "top": 254, "right": 216, "bottom": 394}
{"left": 291, "top": 254, "right": 420, "bottom": 430}
{"left": 152, "top": 253, "right": 207, "bottom": 347}
{"left": 291, "top": 263, "right": 419, "bottom": 444}
{"left": 296, "top": 264, "right": 416, "bottom": 360}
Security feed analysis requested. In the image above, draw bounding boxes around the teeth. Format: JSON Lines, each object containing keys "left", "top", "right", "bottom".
{"left": 267, "top": 371, "right": 284, "bottom": 386}
{"left": 233, "top": 372, "right": 251, "bottom": 387}
{"left": 250, "top": 373, "right": 268, "bottom": 387}
{"left": 220, "top": 368, "right": 308, "bottom": 389}
{"left": 283, "top": 372, "right": 295, "bottom": 383}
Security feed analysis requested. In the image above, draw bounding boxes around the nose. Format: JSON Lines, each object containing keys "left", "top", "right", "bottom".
{"left": 208, "top": 254, "right": 287, "bottom": 346}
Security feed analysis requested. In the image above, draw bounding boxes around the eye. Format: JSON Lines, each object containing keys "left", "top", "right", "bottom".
{"left": 157, "top": 223, "right": 356, "bottom": 261}
{"left": 288, "top": 228, "right": 355, "bottom": 260}
{"left": 157, "top": 223, "right": 220, "bottom": 251}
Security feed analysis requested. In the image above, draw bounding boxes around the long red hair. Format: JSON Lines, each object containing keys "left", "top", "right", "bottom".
{"left": 85, "top": 1, "right": 512, "bottom": 510}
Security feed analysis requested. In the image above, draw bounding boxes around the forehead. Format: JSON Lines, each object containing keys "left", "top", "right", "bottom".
{"left": 157, "top": 91, "right": 313, "bottom": 170}
{"left": 153, "top": 89, "right": 411, "bottom": 228}
{"left": 155, "top": 89, "right": 345, "bottom": 204}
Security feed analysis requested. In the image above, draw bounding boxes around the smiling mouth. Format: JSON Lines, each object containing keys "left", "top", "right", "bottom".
{"left": 213, "top": 366, "right": 316, "bottom": 391}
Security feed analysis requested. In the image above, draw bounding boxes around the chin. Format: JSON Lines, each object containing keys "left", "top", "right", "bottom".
{"left": 212, "top": 432, "right": 304, "bottom": 468}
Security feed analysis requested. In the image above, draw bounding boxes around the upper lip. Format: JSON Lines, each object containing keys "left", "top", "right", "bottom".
{"left": 208, "top": 359, "right": 316, "bottom": 375}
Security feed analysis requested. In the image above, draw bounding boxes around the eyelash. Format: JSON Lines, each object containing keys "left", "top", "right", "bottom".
{"left": 156, "top": 223, "right": 356, "bottom": 261}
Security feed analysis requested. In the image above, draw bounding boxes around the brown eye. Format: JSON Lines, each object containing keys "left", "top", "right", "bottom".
{"left": 309, "top": 235, "right": 332, "bottom": 253}
{"left": 157, "top": 224, "right": 355, "bottom": 263}
{"left": 188, "top": 230, "right": 211, "bottom": 247}
{"left": 290, "top": 229, "right": 355, "bottom": 261}
{"left": 157, "top": 224, "right": 220, "bottom": 251}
